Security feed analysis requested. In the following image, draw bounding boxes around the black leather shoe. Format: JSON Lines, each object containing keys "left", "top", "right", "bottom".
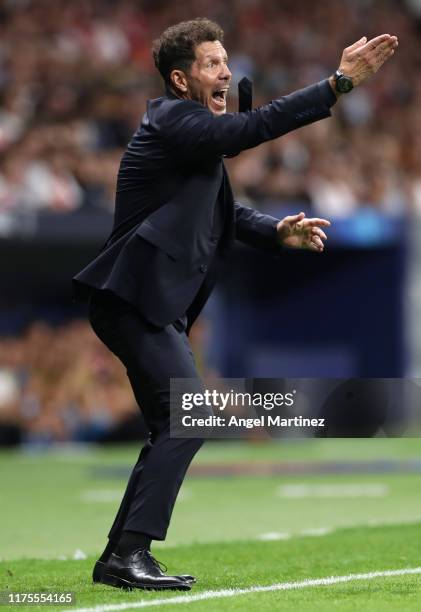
{"left": 93, "top": 559, "right": 196, "bottom": 585}
{"left": 92, "top": 552, "right": 194, "bottom": 590}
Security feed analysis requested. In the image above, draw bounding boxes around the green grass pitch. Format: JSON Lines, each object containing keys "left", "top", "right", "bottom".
{"left": 1, "top": 439, "right": 421, "bottom": 611}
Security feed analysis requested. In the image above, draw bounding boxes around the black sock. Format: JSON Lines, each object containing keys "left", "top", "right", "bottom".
{"left": 115, "top": 530, "right": 152, "bottom": 556}
{"left": 98, "top": 539, "right": 117, "bottom": 563}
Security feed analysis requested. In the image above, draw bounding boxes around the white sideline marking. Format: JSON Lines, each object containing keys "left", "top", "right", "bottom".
{"left": 68, "top": 567, "right": 421, "bottom": 612}
{"left": 257, "top": 527, "right": 332, "bottom": 541}
{"left": 81, "top": 489, "right": 192, "bottom": 503}
{"left": 278, "top": 483, "right": 389, "bottom": 498}
{"left": 258, "top": 532, "right": 291, "bottom": 541}
{"left": 300, "top": 527, "right": 333, "bottom": 537}
{"left": 81, "top": 490, "right": 124, "bottom": 503}
{"left": 73, "top": 549, "right": 87, "bottom": 560}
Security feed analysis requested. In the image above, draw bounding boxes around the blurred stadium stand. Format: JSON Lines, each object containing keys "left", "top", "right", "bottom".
{"left": 0, "top": 0, "right": 420, "bottom": 443}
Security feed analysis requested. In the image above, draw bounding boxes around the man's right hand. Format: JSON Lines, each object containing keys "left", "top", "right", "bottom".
{"left": 336, "top": 34, "right": 398, "bottom": 88}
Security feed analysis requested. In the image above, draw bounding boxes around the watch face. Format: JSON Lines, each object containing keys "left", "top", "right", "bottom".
{"left": 337, "top": 76, "right": 353, "bottom": 93}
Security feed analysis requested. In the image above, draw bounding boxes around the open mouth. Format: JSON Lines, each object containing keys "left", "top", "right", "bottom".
{"left": 211, "top": 89, "right": 228, "bottom": 109}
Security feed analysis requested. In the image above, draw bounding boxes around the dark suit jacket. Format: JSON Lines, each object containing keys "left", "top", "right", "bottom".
{"left": 73, "top": 79, "right": 336, "bottom": 331}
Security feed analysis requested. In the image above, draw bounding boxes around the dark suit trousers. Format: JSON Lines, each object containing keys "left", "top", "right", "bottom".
{"left": 88, "top": 289, "right": 204, "bottom": 541}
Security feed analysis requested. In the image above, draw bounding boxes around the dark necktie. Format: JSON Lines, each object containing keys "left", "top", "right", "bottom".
{"left": 238, "top": 77, "right": 253, "bottom": 113}
{"left": 224, "top": 77, "right": 253, "bottom": 158}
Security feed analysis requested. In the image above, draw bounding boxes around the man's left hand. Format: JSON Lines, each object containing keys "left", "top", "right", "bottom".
{"left": 276, "top": 212, "right": 331, "bottom": 252}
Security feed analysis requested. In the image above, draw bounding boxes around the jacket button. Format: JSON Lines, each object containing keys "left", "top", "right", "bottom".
{"left": 200, "top": 264, "right": 208, "bottom": 273}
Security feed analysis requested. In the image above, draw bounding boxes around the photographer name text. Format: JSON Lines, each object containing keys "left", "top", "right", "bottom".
{"left": 181, "top": 415, "right": 325, "bottom": 429}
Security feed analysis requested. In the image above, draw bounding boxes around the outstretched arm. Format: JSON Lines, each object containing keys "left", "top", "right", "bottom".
{"left": 235, "top": 204, "right": 330, "bottom": 253}
{"left": 162, "top": 80, "right": 336, "bottom": 160}
{"left": 162, "top": 34, "right": 398, "bottom": 161}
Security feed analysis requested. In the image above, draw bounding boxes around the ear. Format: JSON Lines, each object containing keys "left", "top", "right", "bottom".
{"left": 170, "top": 69, "right": 188, "bottom": 94}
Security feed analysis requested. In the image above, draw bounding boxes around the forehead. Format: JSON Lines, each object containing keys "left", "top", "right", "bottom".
{"left": 194, "top": 40, "right": 228, "bottom": 62}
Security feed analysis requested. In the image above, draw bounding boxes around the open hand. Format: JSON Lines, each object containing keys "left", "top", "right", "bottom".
{"left": 338, "top": 34, "right": 398, "bottom": 86}
{"left": 277, "top": 212, "right": 330, "bottom": 252}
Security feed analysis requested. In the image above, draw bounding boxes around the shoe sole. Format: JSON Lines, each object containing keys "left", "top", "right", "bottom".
{"left": 102, "top": 572, "right": 191, "bottom": 591}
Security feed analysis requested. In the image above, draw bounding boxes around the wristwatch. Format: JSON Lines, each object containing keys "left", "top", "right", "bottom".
{"left": 333, "top": 70, "right": 354, "bottom": 94}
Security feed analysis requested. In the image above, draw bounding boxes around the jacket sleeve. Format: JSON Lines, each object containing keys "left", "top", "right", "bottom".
{"left": 234, "top": 201, "right": 280, "bottom": 251}
{"left": 161, "top": 79, "right": 336, "bottom": 160}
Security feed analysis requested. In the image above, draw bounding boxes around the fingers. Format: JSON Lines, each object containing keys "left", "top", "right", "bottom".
{"left": 371, "top": 38, "right": 398, "bottom": 62}
{"left": 311, "top": 230, "right": 326, "bottom": 249}
{"left": 284, "top": 214, "right": 331, "bottom": 228}
{"left": 309, "top": 240, "right": 324, "bottom": 253}
{"left": 375, "top": 47, "right": 396, "bottom": 69}
{"left": 345, "top": 36, "right": 367, "bottom": 52}
{"left": 364, "top": 33, "right": 394, "bottom": 51}
{"left": 308, "top": 224, "right": 329, "bottom": 252}
{"left": 312, "top": 227, "right": 328, "bottom": 241}
{"left": 368, "top": 38, "right": 398, "bottom": 71}
{"left": 354, "top": 34, "right": 398, "bottom": 59}
{"left": 284, "top": 211, "right": 305, "bottom": 225}
{"left": 376, "top": 36, "right": 398, "bottom": 51}
{"left": 304, "top": 217, "right": 331, "bottom": 227}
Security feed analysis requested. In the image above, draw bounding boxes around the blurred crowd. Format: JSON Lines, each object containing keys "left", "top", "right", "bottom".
{"left": 0, "top": 316, "right": 211, "bottom": 444}
{"left": 0, "top": 0, "right": 420, "bottom": 218}
{"left": 0, "top": 319, "right": 136, "bottom": 443}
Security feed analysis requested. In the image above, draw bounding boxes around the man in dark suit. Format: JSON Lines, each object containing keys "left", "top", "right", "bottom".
{"left": 72, "top": 18, "right": 397, "bottom": 591}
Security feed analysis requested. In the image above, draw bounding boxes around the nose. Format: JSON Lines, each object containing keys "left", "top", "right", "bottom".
{"left": 220, "top": 63, "right": 231, "bottom": 81}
